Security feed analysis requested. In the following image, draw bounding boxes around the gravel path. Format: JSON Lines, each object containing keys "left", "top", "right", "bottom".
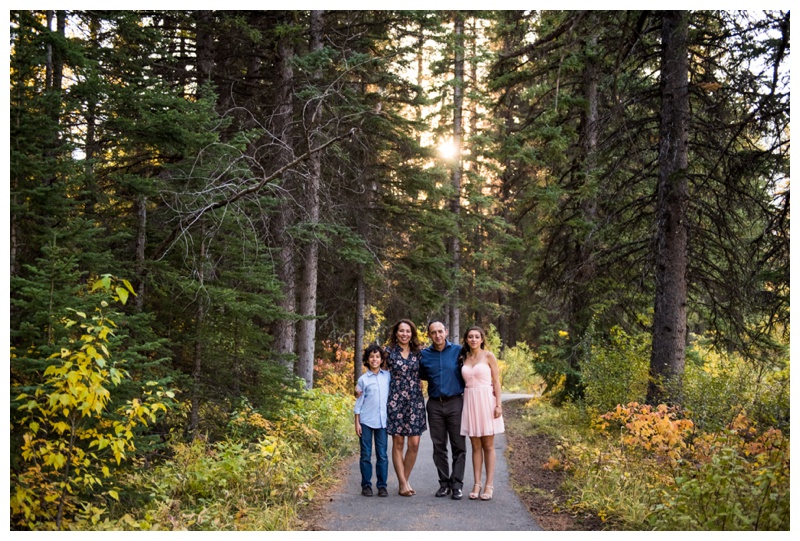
{"left": 314, "top": 394, "right": 541, "bottom": 531}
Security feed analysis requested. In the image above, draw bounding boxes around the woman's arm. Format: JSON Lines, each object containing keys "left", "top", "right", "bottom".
{"left": 487, "top": 351, "right": 503, "bottom": 418}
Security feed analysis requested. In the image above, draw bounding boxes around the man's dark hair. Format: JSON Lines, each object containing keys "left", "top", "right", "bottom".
{"left": 426, "top": 319, "right": 447, "bottom": 333}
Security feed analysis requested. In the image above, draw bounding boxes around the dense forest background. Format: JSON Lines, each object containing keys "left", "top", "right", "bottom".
{"left": 9, "top": 10, "right": 789, "bottom": 530}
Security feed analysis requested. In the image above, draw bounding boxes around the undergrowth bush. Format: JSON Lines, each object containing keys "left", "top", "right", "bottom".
{"left": 580, "top": 326, "right": 649, "bottom": 413}
{"left": 513, "top": 322, "right": 789, "bottom": 531}
{"left": 91, "top": 389, "right": 355, "bottom": 530}
{"left": 682, "top": 340, "right": 790, "bottom": 434}
{"left": 499, "top": 342, "right": 545, "bottom": 395}
{"left": 548, "top": 401, "right": 790, "bottom": 530}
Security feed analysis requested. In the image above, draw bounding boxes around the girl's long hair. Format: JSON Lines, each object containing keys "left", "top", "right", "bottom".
{"left": 457, "top": 326, "right": 486, "bottom": 368}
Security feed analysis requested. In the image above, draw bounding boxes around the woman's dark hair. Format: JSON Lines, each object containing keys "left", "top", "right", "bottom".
{"left": 457, "top": 326, "right": 486, "bottom": 367}
{"left": 362, "top": 343, "right": 386, "bottom": 367}
{"left": 388, "top": 319, "right": 421, "bottom": 352}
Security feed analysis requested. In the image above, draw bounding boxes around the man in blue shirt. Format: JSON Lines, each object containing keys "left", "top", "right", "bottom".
{"left": 419, "top": 320, "right": 466, "bottom": 500}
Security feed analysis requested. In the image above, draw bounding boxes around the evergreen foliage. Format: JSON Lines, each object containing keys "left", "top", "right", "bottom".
{"left": 9, "top": 9, "right": 789, "bottom": 531}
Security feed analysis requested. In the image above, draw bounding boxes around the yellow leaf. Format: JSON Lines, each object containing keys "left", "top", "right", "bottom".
{"left": 108, "top": 490, "right": 119, "bottom": 501}
{"left": 116, "top": 287, "right": 129, "bottom": 305}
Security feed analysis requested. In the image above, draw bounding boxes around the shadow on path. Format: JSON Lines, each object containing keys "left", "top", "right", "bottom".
{"left": 314, "top": 394, "right": 541, "bottom": 531}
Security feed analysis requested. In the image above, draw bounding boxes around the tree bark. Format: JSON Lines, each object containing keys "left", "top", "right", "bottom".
{"left": 354, "top": 268, "right": 365, "bottom": 387}
{"left": 449, "top": 12, "right": 464, "bottom": 344}
{"left": 295, "top": 10, "right": 325, "bottom": 389}
{"left": 134, "top": 195, "right": 147, "bottom": 312}
{"left": 270, "top": 37, "right": 298, "bottom": 368}
{"left": 648, "top": 11, "right": 690, "bottom": 405}
{"left": 565, "top": 30, "right": 599, "bottom": 395}
{"left": 189, "top": 232, "right": 206, "bottom": 437}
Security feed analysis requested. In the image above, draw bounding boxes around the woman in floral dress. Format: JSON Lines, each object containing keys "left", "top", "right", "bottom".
{"left": 385, "top": 319, "right": 427, "bottom": 496}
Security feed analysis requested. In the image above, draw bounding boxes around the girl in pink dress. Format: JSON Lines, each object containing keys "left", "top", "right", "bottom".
{"left": 459, "top": 326, "right": 504, "bottom": 501}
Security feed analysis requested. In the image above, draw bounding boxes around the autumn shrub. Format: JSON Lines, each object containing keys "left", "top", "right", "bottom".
{"left": 528, "top": 398, "right": 790, "bottom": 531}
{"left": 10, "top": 276, "right": 176, "bottom": 531}
{"left": 95, "top": 388, "right": 356, "bottom": 530}
{"left": 580, "top": 326, "right": 650, "bottom": 414}
{"left": 587, "top": 402, "right": 790, "bottom": 530}
{"left": 648, "top": 411, "right": 790, "bottom": 530}
{"left": 314, "top": 340, "right": 356, "bottom": 396}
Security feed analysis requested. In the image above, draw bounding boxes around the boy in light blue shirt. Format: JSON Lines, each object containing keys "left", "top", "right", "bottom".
{"left": 354, "top": 344, "right": 390, "bottom": 497}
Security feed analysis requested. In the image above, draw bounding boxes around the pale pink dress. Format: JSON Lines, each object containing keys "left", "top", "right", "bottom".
{"left": 460, "top": 361, "right": 505, "bottom": 437}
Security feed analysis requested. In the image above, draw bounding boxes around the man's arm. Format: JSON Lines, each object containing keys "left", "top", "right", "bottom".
{"left": 418, "top": 349, "right": 429, "bottom": 382}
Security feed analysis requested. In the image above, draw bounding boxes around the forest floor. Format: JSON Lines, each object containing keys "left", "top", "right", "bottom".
{"left": 502, "top": 400, "right": 604, "bottom": 531}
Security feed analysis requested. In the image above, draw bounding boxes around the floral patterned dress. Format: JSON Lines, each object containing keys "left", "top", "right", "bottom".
{"left": 385, "top": 345, "right": 427, "bottom": 436}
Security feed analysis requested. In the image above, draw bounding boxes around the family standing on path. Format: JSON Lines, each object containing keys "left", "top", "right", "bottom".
{"left": 354, "top": 320, "right": 504, "bottom": 502}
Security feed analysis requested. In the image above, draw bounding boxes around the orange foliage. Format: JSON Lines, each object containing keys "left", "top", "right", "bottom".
{"left": 597, "top": 402, "right": 694, "bottom": 465}
{"left": 314, "top": 340, "right": 356, "bottom": 395}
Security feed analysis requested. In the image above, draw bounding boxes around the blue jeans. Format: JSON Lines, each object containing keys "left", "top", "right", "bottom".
{"left": 359, "top": 424, "right": 388, "bottom": 488}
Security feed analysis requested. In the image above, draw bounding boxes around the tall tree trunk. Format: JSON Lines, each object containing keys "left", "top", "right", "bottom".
{"left": 83, "top": 15, "right": 101, "bottom": 217}
{"left": 495, "top": 12, "right": 523, "bottom": 349}
{"left": 44, "top": 11, "right": 65, "bottom": 179}
{"left": 187, "top": 12, "right": 214, "bottom": 432}
{"left": 648, "top": 11, "right": 690, "bottom": 405}
{"left": 189, "top": 232, "right": 206, "bottom": 437}
{"left": 354, "top": 268, "right": 365, "bottom": 387}
{"left": 134, "top": 195, "right": 147, "bottom": 312}
{"left": 565, "top": 30, "right": 600, "bottom": 399}
{"left": 194, "top": 11, "right": 214, "bottom": 88}
{"left": 295, "top": 10, "right": 324, "bottom": 389}
{"left": 53, "top": 11, "right": 65, "bottom": 98}
{"left": 10, "top": 209, "right": 17, "bottom": 277}
{"left": 449, "top": 12, "right": 464, "bottom": 343}
{"left": 270, "top": 38, "right": 298, "bottom": 368}
{"left": 45, "top": 11, "right": 54, "bottom": 91}
{"left": 415, "top": 27, "right": 425, "bottom": 146}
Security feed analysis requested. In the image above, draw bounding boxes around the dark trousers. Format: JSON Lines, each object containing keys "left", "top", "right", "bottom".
{"left": 426, "top": 396, "right": 466, "bottom": 490}
{"left": 359, "top": 424, "right": 388, "bottom": 488}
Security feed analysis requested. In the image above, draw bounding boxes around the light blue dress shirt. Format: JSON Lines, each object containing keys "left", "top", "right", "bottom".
{"left": 354, "top": 369, "right": 390, "bottom": 429}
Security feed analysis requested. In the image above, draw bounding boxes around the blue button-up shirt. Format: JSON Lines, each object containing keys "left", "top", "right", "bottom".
{"left": 419, "top": 340, "right": 465, "bottom": 398}
{"left": 354, "top": 369, "right": 390, "bottom": 429}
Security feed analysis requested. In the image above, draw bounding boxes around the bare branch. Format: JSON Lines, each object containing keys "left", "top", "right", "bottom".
{"left": 152, "top": 127, "right": 357, "bottom": 261}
